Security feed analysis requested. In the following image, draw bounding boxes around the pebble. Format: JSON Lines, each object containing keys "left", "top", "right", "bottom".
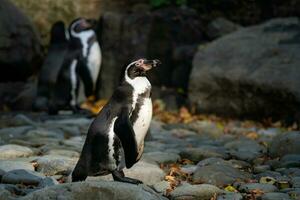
{"left": 142, "top": 151, "right": 180, "bottom": 164}
{"left": 1, "top": 169, "right": 44, "bottom": 185}
{"left": 0, "top": 144, "right": 33, "bottom": 159}
{"left": 239, "top": 183, "right": 278, "bottom": 193}
{"left": 217, "top": 192, "right": 243, "bottom": 200}
{"left": 193, "top": 164, "right": 251, "bottom": 186}
{"left": 261, "top": 192, "right": 291, "bottom": 200}
{"left": 0, "top": 160, "right": 34, "bottom": 172}
{"left": 290, "top": 177, "right": 300, "bottom": 188}
{"left": 170, "top": 183, "right": 222, "bottom": 200}
{"left": 33, "top": 155, "right": 77, "bottom": 176}
{"left": 180, "top": 146, "right": 228, "bottom": 162}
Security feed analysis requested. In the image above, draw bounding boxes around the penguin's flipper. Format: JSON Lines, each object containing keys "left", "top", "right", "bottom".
{"left": 114, "top": 107, "right": 138, "bottom": 168}
{"left": 77, "top": 59, "right": 94, "bottom": 97}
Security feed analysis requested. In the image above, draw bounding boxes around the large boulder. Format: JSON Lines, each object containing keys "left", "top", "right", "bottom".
{"left": 21, "top": 181, "right": 167, "bottom": 200}
{"left": 97, "top": 7, "right": 204, "bottom": 98}
{"left": 189, "top": 18, "right": 300, "bottom": 120}
{"left": 0, "top": 0, "right": 43, "bottom": 82}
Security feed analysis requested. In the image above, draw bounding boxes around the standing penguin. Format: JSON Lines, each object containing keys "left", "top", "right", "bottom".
{"left": 72, "top": 58, "right": 161, "bottom": 184}
{"left": 49, "top": 18, "right": 101, "bottom": 114}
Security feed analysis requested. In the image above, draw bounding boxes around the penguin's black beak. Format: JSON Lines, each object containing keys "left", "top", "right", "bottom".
{"left": 141, "top": 59, "right": 161, "bottom": 71}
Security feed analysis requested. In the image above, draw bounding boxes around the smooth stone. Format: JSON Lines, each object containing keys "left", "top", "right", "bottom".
{"left": 20, "top": 181, "right": 167, "bottom": 200}
{"left": 239, "top": 183, "right": 278, "bottom": 193}
{"left": 152, "top": 181, "right": 170, "bottom": 195}
{"left": 143, "top": 152, "right": 180, "bottom": 164}
{"left": 193, "top": 164, "right": 251, "bottom": 186}
{"left": 124, "top": 161, "right": 165, "bottom": 185}
{"left": 269, "top": 131, "right": 300, "bottom": 157}
{"left": 217, "top": 192, "right": 243, "bottom": 200}
{"left": 38, "top": 177, "right": 59, "bottom": 188}
{"left": 33, "top": 155, "right": 77, "bottom": 176}
{"left": 225, "top": 139, "right": 265, "bottom": 161}
{"left": 261, "top": 192, "right": 291, "bottom": 200}
{"left": 187, "top": 121, "right": 223, "bottom": 138}
{"left": 255, "top": 171, "right": 283, "bottom": 180}
{"left": 258, "top": 128, "right": 281, "bottom": 137}
{"left": 170, "top": 183, "right": 222, "bottom": 200}
{"left": 227, "top": 159, "right": 251, "bottom": 169}
{"left": 281, "top": 168, "right": 300, "bottom": 177}
{"left": 61, "top": 137, "right": 84, "bottom": 151}
{"left": 0, "top": 185, "right": 12, "bottom": 200}
{"left": 1, "top": 169, "right": 44, "bottom": 185}
{"left": 291, "top": 177, "right": 300, "bottom": 188}
{"left": 0, "top": 144, "right": 33, "bottom": 160}
{"left": 87, "top": 161, "right": 165, "bottom": 186}
{"left": 44, "top": 149, "right": 80, "bottom": 158}
{"left": 24, "top": 128, "right": 64, "bottom": 139}
{"left": 280, "top": 154, "right": 300, "bottom": 168}
{"left": 44, "top": 118, "right": 92, "bottom": 130}
{"left": 180, "top": 146, "right": 228, "bottom": 162}
{"left": 58, "top": 126, "right": 81, "bottom": 137}
{"left": 288, "top": 189, "right": 300, "bottom": 199}
{"left": 0, "top": 161, "right": 34, "bottom": 172}
{"left": 197, "top": 158, "right": 250, "bottom": 170}
{"left": 0, "top": 126, "right": 32, "bottom": 143}
{"left": 254, "top": 165, "right": 271, "bottom": 173}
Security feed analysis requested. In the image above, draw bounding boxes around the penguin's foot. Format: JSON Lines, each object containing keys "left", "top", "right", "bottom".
{"left": 112, "top": 170, "right": 143, "bottom": 185}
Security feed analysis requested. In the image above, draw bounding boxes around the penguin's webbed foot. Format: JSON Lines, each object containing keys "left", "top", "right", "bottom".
{"left": 112, "top": 170, "right": 143, "bottom": 185}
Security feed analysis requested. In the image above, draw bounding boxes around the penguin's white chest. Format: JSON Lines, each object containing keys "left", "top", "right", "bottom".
{"left": 133, "top": 98, "right": 152, "bottom": 151}
{"left": 87, "top": 42, "right": 101, "bottom": 85}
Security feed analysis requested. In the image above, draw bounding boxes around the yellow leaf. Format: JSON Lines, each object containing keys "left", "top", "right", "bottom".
{"left": 224, "top": 185, "right": 238, "bottom": 192}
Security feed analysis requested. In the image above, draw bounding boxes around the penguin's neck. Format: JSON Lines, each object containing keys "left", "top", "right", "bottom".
{"left": 125, "top": 75, "right": 151, "bottom": 111}
{"left": 72, "top": 30, "right": 95, "bottom": 57}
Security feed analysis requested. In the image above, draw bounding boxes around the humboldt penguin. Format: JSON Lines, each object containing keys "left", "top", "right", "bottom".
{"left": 72, "top": 58, "right": 161, "bottom": 184}
{"left": 49, "top": 18, "right": 101, "bottom": 114}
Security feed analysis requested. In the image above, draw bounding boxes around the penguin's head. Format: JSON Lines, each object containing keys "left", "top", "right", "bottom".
{"left": 69, "top": 18, "right": 96, "bottom": 38}
{"left": 125, "top": 58, "right": 161, "bottom": 79}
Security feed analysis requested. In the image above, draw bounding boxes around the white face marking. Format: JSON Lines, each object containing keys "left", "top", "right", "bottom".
{"left": 70, "top": 20, "right": 95, "bottom": 57}
{"left": 125, "top": 61, "right": 151, "bottom": 111}
{"left": 70, "top": 59, "right": 78, "bottom": 106}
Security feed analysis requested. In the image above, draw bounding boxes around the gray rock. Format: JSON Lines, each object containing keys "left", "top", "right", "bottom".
{"left": 33, "top": 155, "right": 77, "bottom": 176}
{"left": 269, "top": 132, "right": 300, "bottom": 157}
{"left": 0, "top": 185, "right": 13, "bottom": 200}
{"left": 0, "top": 0, "right": 42, "bottom": 82}
{"left": 180, "top": 146, "right": 228, "bottom": 162}
{"left": 193, "top": 164, "right": 251, "bottom": 186}
{"left": 186, "top": 121, "right": 223, "bottom": 138}
{"left": 291, "top": 177, "right": 300, "bottom": 188}
{"left": 0, "top": 145, "right": 33, "bottom": 159}
{"left": 0, "top": 161, "right": 34, "bottom": 172}
{"left": 44, "top": 149, "right": 80, "bottom": 158}
{"left": 124, "top": 161, "right": 165, "bottom": 185}
{"left": 189, "top": 18, "right": 300, "bottom": 119}
{"left": 1, "top": 169, "right": 44, "bottom": 185}
{"left": 0, "top": 126, "right": 32, "bottom": 143}
{"left": 255, "top": 171, "right": 283, "bottom": 180}
{"left": 24, "top": 128, "right": 64, "bottom": 139}
{"left": 239, "top": 183, "right": 278, "bottom": 193}
{"left": 280, "top": 154, "right": 300, "bottom": 168}
{"left": 206, "top": 17, "right": 241, "bottom": 40}
{"left": 152, "top": 181, "right": 170, "bottom": 195}
{"left": 217, "top": 192, "right": 243, "bottom": 200}
{"left": 143, "top": 152, "right": 180, "bottom": 164}
{"left": 225, "top": 139, "right": 265, "bottom": 161}
{"left": 281, "top": 168, "right": 300, "bottom": 177}
{"left": 261, "top": 192, "right": 291, "bottom": 200}
{"left": 86, "top": 161, "right": 164, "bottom": 186}
{"left": 287, "top": 188, "right": 300, "bottom": 199}
{"left": 254, "top": 165, "right": 271, "bottom": 173}
{"left": 38, "top": 177, "right": 59, "bottom": 188}
{"left": 170, "top": 183, "right": 222, "bottom": 200}
{"left": 20, "top": 181, "right": 167, "bottom": 200}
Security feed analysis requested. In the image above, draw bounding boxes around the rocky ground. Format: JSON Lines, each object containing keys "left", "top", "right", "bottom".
{"left": 0, "top": 112, "right": 299, "bottom": 200}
